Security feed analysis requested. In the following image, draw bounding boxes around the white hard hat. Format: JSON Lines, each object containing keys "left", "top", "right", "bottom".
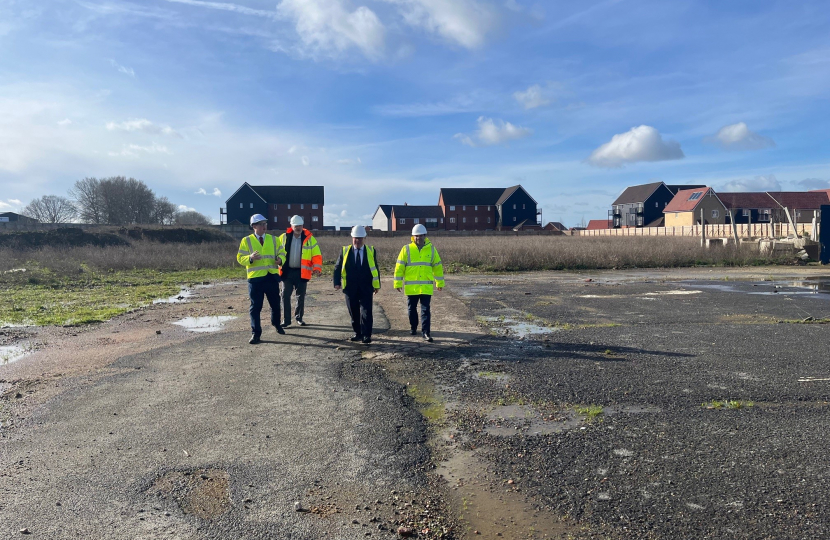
{"left": 290, "top": 215, "right": 304, "bottom": 226}
{"left": 250, "top": 214, "right": 267, "bottom": 226}
{"left": 351, "top": 225, "right": 367, "bottom": 238}
{"left": 412, "top": 224, "right": 427, "bottom": 235}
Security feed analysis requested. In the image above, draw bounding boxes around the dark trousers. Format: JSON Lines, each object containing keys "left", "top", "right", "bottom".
{"left": 407, "top": 294, "right": 432, "bottom": 335}
{"left": 248, "top": 273, "right": 281, "bottom": 335}
{"left": 345, "top": 288, "right": 373, "bottom": 338}
{"left": 281, "top": 269, "right": 308, "bottom": 324}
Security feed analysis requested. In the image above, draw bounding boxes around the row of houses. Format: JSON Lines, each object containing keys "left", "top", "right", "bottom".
{"left": 223, "top": 182, "right": 544, "bottom": 232}
{"left": 585, "top": 181, "right": 830, "bottom": 230}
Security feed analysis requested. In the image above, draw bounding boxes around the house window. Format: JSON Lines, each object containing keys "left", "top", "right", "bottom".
{"left": 712, "top": 210, "right": 719, "bottom": 219}
{"left": 312, "top": 216, "right": 319, "bottom": 222}
{"left": 440, "top": 218, "right": 444, "bottom": 223}
{"left": 240, "top": 203, "right": 243, "bottom": 209}
{"left": 399, "top": 218, "right": 406, "bottom": 224}
{"left": 796, "top": 211, "right": 802, "bottom": 218}
{"left": 287, "top": 204, "right": 291, "bottom": 209}
{"left": 273, "top": 217, "right": 278, "bottom": 223}
{"left": 475, "top": 217, "right": 478, "bottom": 223}
{"left": 449, "top": 217, "right": 456, "bottom": 223}
{"left": 414, "top": 218, "right": 419, "bottom": 224}
{"left": 629, "top": 214, "right": 635, "bottom": 223}
{"left": 300, "top": 204, "right": 304, "bottom": 209}
{"left": 487, "top": 206, "right": 491, "bottom": 211}
{"left": 655, "top": 202, "right": 659, "bottom": 207}
{"left": 274, "top": 204, "right": 278, "bottom": 210}
{"left": 513, "top": 217, "right": 516, "bottom": 222}
{"left": 523, "top": 204, "right": 526, "bottom": 209}
{"left": 287, "top": 216, "right": 291, "bottom": 222}
{"left": 312, "top": 204, "right": 318, "bottom": 209}
{"left": 474, "top": 206, "right": 478, "bottom": 211}
{"left": 449, "top": 205, "right": 455, "bottom": 211}
{"left": 462, "top": 217, "right": 467, "bottom": 223}
{"left": 742, "top": 209, "right": 750, "bottom": 216}
{"left": 487, "top": 217, "right": 491, "bottom": 223}
{"left": 688, "top": 192, "right": 703, "bottom": 201}
{"left": 250, "top": 203, "right": 253, "bottom": 209}
{"left": 513, "top": 204, "right": 516, "bottom": 209}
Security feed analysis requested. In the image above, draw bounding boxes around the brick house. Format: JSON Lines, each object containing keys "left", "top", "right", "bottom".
{"left": 664, "top": 187, "right": 727, "bottom": 226}
{"left": 438, "top": 185, "right": 540, "bottom": 230}
{"left": 223, "top": 183, "right": 324, "bottom": 230}
{"left": 390, "top": 205, "right": 445, "bottom": 232}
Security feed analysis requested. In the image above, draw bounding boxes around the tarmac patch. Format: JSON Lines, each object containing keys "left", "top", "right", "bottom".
{"left": 148, "top": 468, "right": 232, "bottom": 519}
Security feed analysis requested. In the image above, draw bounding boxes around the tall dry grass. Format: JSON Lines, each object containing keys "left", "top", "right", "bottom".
{"left": 0, "top": 235, "right": 788, "bottom": 276}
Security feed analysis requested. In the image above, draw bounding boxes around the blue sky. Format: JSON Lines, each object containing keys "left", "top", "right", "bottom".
{"left": 2, "top": 0, "right": 830, "bottom": 227}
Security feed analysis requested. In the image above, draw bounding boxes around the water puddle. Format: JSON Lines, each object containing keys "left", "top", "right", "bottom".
{"left": 581, "top": 290, "right": 701, "bottom": 299}
{"left": 482, "top": 316, "right": 556, "bottom": 338}
{"left": 172, "top": 316, "right": 237, "bottom": 332}
{"left": 153, "top": 289, "right": 193, "bottom": 304}
{"left": 684, "top": 279, "right": 830, "bottom": 297}
{"left": 457, "top": 284, "right": 501, "bottom": 297}
{"left": 0, "top": 345, "right": 31, "bottom": 365}
{"left": 486, "top": 404, "right": 582, "bottom": 436}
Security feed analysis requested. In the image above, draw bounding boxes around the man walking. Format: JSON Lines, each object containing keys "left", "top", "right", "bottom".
{"left": 333, "top": 225, "right": 380, "bottom": 344}
{"left": 236, "top": 214, "right": 286, "bottom": 344}
{"left": 394, "top": 224, "right": 444, "bottom": 342}
{"left": 279, "top": 215, "right": 322, "bottom": 327}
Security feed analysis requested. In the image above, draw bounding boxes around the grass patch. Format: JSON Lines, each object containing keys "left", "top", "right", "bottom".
{"left": 702, "top": 399, "right": 755, "bottom": 410}
{"left": 576, "top": 404, "right": 604, "bottom": 420}
{"left": 406, "top": 383, "right": 446, "bottom": 423}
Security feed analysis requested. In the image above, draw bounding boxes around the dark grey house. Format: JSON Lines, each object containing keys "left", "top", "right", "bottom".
{"left": 222, "top": 183, "right": 325, "bottom": 230}
{"left": 610, "top": 182, "right": 705, "bottom": 228}
{"left": 0, "top": 212, "right": 38, "bottom": 224}
{"left": 438, "top": 185, "right": 541, "bottom": 230}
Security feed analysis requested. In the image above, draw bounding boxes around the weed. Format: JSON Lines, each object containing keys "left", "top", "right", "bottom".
{"left": 576, "top": 404, "right": 604, "bottom": 420}
{"left": 406, "top": 383, "right": 445, "bottom": 423}
{"left": 702, "top": 399, "right": 754, "bottom": 410}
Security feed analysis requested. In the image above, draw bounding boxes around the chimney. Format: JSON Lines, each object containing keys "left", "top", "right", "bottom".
{"left": 404, "top": 202, "right": 408, "bottom": 206}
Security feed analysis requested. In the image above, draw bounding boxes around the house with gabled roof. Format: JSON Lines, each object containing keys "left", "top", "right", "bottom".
{"left": 438, "top": 185, "right": 540, "bottom": 230}
{"left": 0, "top": 212, "right": 39, "bottom": 225}
{"left": 718, "top": 192, "right": 780, "bottom": 224}
{"left": 223, "top": 183, "right": 324, "bottom": 230}
{"left": 372, "top": 205, "right": 394, "bottom": 231}
{"left": 391, "top": 205, "right": 445, "bottom": 231}
{"left": 544, "top": 221, "right": 568, "bottom": 232}
{"left": 664, "top": 187, "right": 727, "bottom": 226}
{"left": 610, "top": 182, "right": 706, "bottom": 228}
{"left": 586, "top": 219, "right": 610, "bottom": 230}
{"left": 767, "top": 192, "right": 829, "bottom": 223}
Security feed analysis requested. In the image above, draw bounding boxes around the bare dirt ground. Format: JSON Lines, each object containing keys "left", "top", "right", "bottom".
{"left": 2, "top": 265, "right": 830, "bottom": 539}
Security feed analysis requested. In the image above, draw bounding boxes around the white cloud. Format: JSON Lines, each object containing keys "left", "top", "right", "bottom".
{"left": 163, "top": 0, "right": 278, "bottom": 18}
{"left": 705, "top": 122, "right": 775, "bottom": 151}
{"left": 0, "top": 200, "right": 11, "bottom": 209}
{"left": 109, "top": 59, "right": 135, "bottom": 77}
{"left": 720, "top": 174, "right": 781, "bottom": 192}
{"left": 106, "top": 118, "right": 181, "bottom": 137}
{"left": 337, "top": 157, "right": 362, "bottom": 165}
{"left": 57, "top": 118, "right": 72, "bottom": 126}
{"left": 513, "top": 84, "right": 551, "bottom": 109}
{"left": 195, "top": 188, "right": 208, "bottom": 195}
{"left": 301, "top": 155, "right": 310, "bottom": 166}
{"left": 8, "top": 199, "right": 22, "bottom": 205}
{"left": 796, "top": 178, "right": 830, "bottom": 190}
{"left": 212, "top": 188, "right": 222, "bottom": 196}
{"left": 108, "top": 143, "right": 172, "bottom": 158}
{"left": 383, "top": 0, "right": 498, "bottom": 49}
{"left": 454, "top": 116, "right": 532, "bottom": 147}
{"left": 177, "top": 204, "right": 197, "bottom": 212}
{"left": 587, "top": 125, "right": 684, "bottom": 167}
{"left": 276, "top": 0, "right": 386, "bottom": 60}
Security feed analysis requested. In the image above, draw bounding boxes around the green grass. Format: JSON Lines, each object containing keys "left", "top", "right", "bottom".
{"left": 406, "top": 383, "right": 446, "bottom": 423}
{"left": 576, "top": 404, "right": 604, "bottom": 420}
{"left": 1, "top": 265, "right": 239, "bottom": 326}
{"left": 703, "top": 399, "right": 755, "bottom": 410}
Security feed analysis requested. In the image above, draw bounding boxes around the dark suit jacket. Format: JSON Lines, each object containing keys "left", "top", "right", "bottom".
{"left": 333, "top": 246, "right": 380, "bottom": 293}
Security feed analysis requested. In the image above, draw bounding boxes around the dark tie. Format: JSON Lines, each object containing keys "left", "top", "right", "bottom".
{"left": 259, "top": 236, "right": 264, "bottom": 245}
{"left": 355, "top": 248, "right": 361, "bottom": 267}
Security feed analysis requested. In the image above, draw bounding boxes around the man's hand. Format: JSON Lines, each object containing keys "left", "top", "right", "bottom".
{"left": 313, "top": 269, "right": 322, "bottom": 277}
{"left": 436, "top": 286, "right": 443, "bottom": 291}
{"left": 250, "top": 251, "right": 261, "bottom": 261}
{"left": 395, "top": 287, "right": 402, "bottom": 293}
{"left": 373, "top": 288, "right": 379, "bottom": 295}
{"left": 334, "top": 285, "right": 341, "bottom": 290}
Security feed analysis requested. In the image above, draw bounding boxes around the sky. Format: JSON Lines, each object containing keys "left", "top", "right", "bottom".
{"left": 1, "top": 0, "right": 830, "bottom": 228}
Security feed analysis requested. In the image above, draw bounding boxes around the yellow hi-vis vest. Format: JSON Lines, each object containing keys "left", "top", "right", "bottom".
{"left": 237, "top": 234, "right": 286, "bottom": 280}
{"left": 393, "top": 239, "right": 445, "bottom": 295}
{"left": 340, "top": 245, "right": 380, "bottom": 290}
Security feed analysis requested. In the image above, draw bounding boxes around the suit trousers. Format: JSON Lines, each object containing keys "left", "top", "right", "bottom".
{"left": 345, "top": 287, "right": 374, "bottom": 338}
{"left": 281, "top": 269, "right": 308, "bottom": 324}
{"left": 248, "top": 273, "right": 281, "bottom": 335}
{"left": 407, "top": 294, "right": 432, "bottom": 335}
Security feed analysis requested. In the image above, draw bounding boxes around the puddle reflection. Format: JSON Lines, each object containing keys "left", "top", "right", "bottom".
{"left": 0, "top": 345, "right": 30, "bottom": 365}
{"left": 172, "top": 316, "right": 237, "bottom": 332}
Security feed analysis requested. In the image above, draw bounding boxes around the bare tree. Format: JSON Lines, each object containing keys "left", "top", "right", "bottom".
{"left": 99, "top": 177, "right": 157, "bottom": 225}
{"left": 153, "top": 197, "right": 178, "bottom": 225}
{"left": 22, "top": 195, "right": 78, "bottom": 224}
{"left": 69, "top": 177, "right": 106, "bottom": 224}
{"left": 174, "top": 210, "right": 213, "bottom": 226}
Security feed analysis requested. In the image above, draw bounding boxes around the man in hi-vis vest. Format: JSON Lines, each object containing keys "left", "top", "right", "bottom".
{"left": 394, "top": 224, "right": 444, "bottom": 342}
{"left": 236, "top": 214, "right": 287, "bottom": 344}
{"left": 333, "top": 225, "right": 380, "bottom": 345}
{"left": 278, "top": 215, "right": 323, "bottom": 328}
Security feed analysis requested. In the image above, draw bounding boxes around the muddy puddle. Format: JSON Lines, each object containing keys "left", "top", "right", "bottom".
{"left": 172, "top": 316, "right": 237, "bottom": 332}
{"left": 486, "top": 404, "right": 582, "bottom": 436}
{"left": 481, "top": 315, "right": 556, "bottom": 338}
{"left": 683, "top": 278, "right": 830, "bottom": 297}
{"left": 153, "top": 289, "right": 194, "bottom": 304}
{"left": 0, "top": 344, "right": 31, "bottom": 365}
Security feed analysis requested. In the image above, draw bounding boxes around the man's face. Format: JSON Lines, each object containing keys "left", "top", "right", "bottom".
{"left": 292, "top": 224, "right": 303, "bottom": 236}
{"left": 352, "top": 236, "right": 364, "bottom": 250}
{"left": 413, "top": 234, "right": 425, "bottom": 248}
{"left": 252, "top": 222, "right": 267, "bottom": 236}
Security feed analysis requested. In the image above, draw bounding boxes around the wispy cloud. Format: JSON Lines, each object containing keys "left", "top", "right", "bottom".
{"left": 212, "top": 187, "right": 222, "bottom": 196}
{"left": 108, "top": 142, "right": 172, "bottom": 157}
{"left": 163, "top": 0, "right": 278, "bottom": 19}
{"left": 109, "top": 59, "right": 135, "bottom": 77}
{"left": 195, "top": 188, "right": 207, "bottom": 195}
{"left": 177, "top": 204, "right": 196, "bottom": 212}
{"left": 704, "top": 122, "right": 775, "bottom": 151}
{"left": 587, "top": 125, "right": 684, "bottom": 167}
{"left": 301, "top": 155, "right": 310, "bottom": 166}
{"left": 8, "top": 199, "right": 22, "bottom": 206}
{"left": 455, "top": 116, "right": 532, "bottom": 147}
{"left": 0, "top": 200, "right": 11, "bottom": 209}
{"left": 514, "top": 83, "right": 552, "bottom": 109}
{"left": 106, "top": 118, "right": 181, "bottom": 137}
{"left": 796, "top": 178, "right": 830, "bottom": 190}
{"left": 57, "top": 118, "right": 72, "bottom": 126}
{"left": 374, "top": 92, "right": 491, "bottom": 117}
{"left": 383, "top": 0, "right": 498, "bottom": 49}
{"left": 720, "top": 174, "right": 781, "bottom": 192}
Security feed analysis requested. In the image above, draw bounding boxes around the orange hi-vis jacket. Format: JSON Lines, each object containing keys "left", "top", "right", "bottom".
{"left": 278, "top": 228, "right": 323, "bottom": 280}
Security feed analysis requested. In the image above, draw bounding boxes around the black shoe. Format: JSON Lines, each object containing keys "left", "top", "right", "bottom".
{"left": 296, "top": 319, "right": 307, "bottom": 326}
{"left": 362, "top": 336, "right": 372, "bottom": 344}
{"left": 282, "top": 321, "right": 292, "bottom": 328}
{"left": 249, "top": 334, "right": 261, "bottom": 344}
{"left": 276, "top": 326, "right": 285, "bottom": 335}
{"left": 410, "top": 328, "right": 417, "bottom": 336}
{"left": 423, "top": 333, "right": 433, "bottom": 342}
{"left": 349, "top": 334, "right": 362, "bottom": 342}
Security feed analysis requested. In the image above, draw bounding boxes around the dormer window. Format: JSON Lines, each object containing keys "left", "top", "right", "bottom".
{"left": 688, "top": 192, "right": 703, "bottom": 201}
